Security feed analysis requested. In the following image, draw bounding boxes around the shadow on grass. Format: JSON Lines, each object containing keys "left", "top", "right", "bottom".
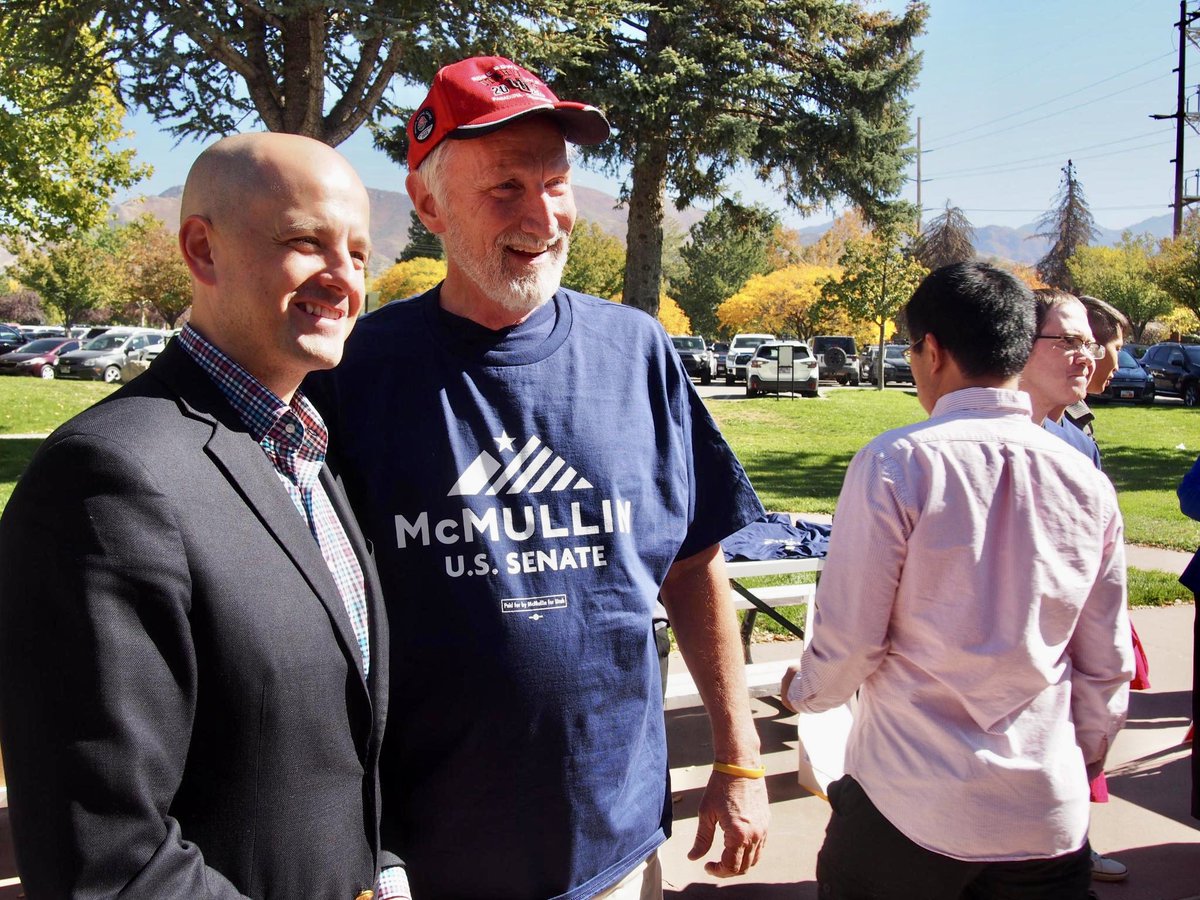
{"left": 0, "top": 439, "right": 42, "bottom": 486}
{"left": 1104, "top": 443, "right": 1199, "bottom": 495}
{"left": 739, "top": 448, "right": 856, "bottom": 511}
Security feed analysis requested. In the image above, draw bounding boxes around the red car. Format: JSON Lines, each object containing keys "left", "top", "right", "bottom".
{"left": 0, "top": 338, "right": 81, "bottom": 379}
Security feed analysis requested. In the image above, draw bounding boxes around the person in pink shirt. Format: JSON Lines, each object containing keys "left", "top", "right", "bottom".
{"left": 782, "top": 262, "right": 1134, "bottom": 899}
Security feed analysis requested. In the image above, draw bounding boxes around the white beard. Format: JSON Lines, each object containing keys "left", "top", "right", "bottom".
{"left": 442, "top": 218, "right": 570, "bottom": 318}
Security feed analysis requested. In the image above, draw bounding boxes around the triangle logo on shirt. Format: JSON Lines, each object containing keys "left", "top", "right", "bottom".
{"left": 449, "top": 434, "right": 593, "bottom": 497}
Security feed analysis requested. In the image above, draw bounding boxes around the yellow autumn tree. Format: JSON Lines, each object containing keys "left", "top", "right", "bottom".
{"left": 657, "top": 293, "right": 692, "bottom": 334}
{"left": 1160, "top": 305, "right": 1200, "bottom": 339}
{"left": 801, "top": 209, "right": 869, "bottom": 267}
{"left": 372, "top": 258, "right": 447, "bottom": 304}
{"left": 717, "top": 264, "right": 840, "bottom": 340}
{"left": 1000, "top": 260, "right": 1049, "bottom": 291}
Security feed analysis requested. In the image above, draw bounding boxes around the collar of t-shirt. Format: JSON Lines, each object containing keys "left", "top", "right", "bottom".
{"left": 425, "top": 287, "right": 571, "bottom": 365}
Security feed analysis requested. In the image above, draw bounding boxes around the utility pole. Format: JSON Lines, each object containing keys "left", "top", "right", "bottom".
{"left": 1152, "top": 0, "right": 1200, "bottom": 236}
{"left": 915, "top": 117, "right": 923, "bottom": 230}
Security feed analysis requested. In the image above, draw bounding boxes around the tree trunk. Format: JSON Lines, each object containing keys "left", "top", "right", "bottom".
{"left": 876, "top": 260, "right": 888, "bottom": 390}
{"left": 281, "top": 8, "right": 326, "bottom": 137}
{"left": 622, "top": 132, "right": 667, "bottom": 317}
{"left": 876, "top": 324, "right": 886, "bottom": 390}
{"left": 620, "top": 9, "right": 671, "bottom": 318}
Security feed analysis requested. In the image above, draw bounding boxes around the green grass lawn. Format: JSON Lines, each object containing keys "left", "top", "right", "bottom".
{"left": 0, "top": 378, "right": 1197, "bottom": 559}
{"left": 0, "top": 377, "right": 115, "bottom": 435}
{"left": 709, "top": 389, "right": 1200, "bottom": 553}
{"left": 0, "top": 378, "right": 117, "bottom": 509}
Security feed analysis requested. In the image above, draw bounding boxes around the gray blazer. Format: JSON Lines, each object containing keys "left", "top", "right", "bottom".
{"left": 0, "top": 340, "right": 388, "bottom": 899}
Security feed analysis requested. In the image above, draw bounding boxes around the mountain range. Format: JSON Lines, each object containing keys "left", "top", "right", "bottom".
{"left": 3, "top": 185, "right": 1174, "bottom": 276}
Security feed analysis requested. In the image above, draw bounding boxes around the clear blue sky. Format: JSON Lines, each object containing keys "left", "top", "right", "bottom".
{"left": 116, "top": 0, "right": 1191, "bottom": 233}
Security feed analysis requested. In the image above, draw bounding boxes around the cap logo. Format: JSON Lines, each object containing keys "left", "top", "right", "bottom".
{"left": 481, "top": 68, "right": 544, "bottom": 100}
{"left": 413, "top": 108, "right": 436, "bottom": 142}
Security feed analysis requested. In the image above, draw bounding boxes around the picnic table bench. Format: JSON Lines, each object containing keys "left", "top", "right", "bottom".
{"left": 663, "top": 556, "right": 822, "bottom": 710}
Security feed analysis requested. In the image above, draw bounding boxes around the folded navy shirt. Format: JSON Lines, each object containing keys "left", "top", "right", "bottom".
{"left": 722, "top": 512, "right": 830, "bottom": 561}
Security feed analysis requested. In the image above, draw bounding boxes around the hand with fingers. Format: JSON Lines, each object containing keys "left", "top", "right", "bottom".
{"left": 687, "top": 768, "right": 770, "bottom": 877}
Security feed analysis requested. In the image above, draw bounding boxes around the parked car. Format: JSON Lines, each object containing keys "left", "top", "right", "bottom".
{"left": 1087, "top": 348, "right": 1155, "bottom": 404}
{"left": 670, "top": 335, "right": 715, "bottom": 384}
{"left": 18, "top": 326, "right": 67, "bottom": 341}
{"left": 119, "top": 342, "right": 169, "bottom": 383}
{"left": 864, "top": 345, "right": 914, "bottom": 385}
{"left": 745, "top": 340, "right": 820, "bottom": 397}
{"left": 810, "top": 335, "right": 860, "bottom": 385}
{"left": 710, "top": 341, "right": 730, "bottom": 377}
{"left": 69, "top": 325, "right": 113, "bottom": 341}
{"left": 1123, "top": 342, "right": 1150, "bottom": 363}
{"left": 0, "top": 338, "right": 80, "bottom": 379}
{"left": 56, "top": 328, "right": 167, "bottom": 383}
{"left": 0, "top": 323, "right": 27, "bottom": 355}
{"left": 1139, "top": 342, "right": 1200, "bottom": 407}
{"left": 725, "top": 333, "right": 776, "bottom": 384}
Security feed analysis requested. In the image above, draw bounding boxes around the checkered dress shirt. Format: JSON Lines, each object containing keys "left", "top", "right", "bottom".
{"left": 177, "top": 326, "right": 370, "bottom": 674}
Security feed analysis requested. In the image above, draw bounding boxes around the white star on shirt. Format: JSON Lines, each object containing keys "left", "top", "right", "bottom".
{"left": 496, "top": 432, "right": 515, "bottom": 452}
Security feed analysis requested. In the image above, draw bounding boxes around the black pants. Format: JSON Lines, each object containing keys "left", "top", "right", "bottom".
{"left": 816, "top": 776, "right": 1092, "bottom": 899}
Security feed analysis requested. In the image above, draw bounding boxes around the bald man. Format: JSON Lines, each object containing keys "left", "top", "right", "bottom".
{"left": 0, "top": 133, "right": 388, "bottom": 899}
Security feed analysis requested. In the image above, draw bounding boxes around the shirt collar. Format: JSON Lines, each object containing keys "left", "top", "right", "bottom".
{"left": 176, "top": 324, "right": 329, "bottom": 456}
{"left": 930, "top": 386, "right": 1033, "bottom": 420}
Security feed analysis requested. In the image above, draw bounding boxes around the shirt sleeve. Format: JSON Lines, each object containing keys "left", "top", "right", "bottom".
{"left": 377, "top": 865, "right": 412, "bottom": 900}
{"left": 1178, "top": 454, "right": 1200, "bottom": 522}
{"left": 675, "top": 378, "right": 765, "bottom": 561}
{"left": 1066, "top": 500, "right": 1134, "bottom": 770}
{"left": 787, "top": 446, "right": 910, "bottom": 713}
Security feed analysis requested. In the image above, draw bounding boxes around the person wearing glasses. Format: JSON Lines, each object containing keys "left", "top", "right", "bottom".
{"left": 1063, "top": 296, "right": 1133, "bottom": 440}
{"left": 1019, "top": 288, "right": 1103, "bottom": 468}
{"left": 780, "top": 263, "right": 1131, "bottom": 899}
{"left": 1020, "top": 288, "right": 1139, "bottom": 886}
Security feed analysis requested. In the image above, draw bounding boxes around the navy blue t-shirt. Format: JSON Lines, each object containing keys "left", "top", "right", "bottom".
{"left": 309, "top": 286, "right": 763, "bottom": 899}
{"left": 1043, "top": 416, "right": 1102, "bottom": 470}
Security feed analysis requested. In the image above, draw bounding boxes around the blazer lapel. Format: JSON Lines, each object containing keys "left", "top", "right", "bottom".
{"left": 322, "top": 466, "right": 389, "bottom": 731}
{"left": 147, "top": 343, "right": 369, "bottom": 689}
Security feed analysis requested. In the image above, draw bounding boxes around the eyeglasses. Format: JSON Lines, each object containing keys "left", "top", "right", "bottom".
{"left": 1034, "top": 333, "right": 1105, "bottom": 360}
{"left": 901, "top": 337, "right": 925, "bottom": 363}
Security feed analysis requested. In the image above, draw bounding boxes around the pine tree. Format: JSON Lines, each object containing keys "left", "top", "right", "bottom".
{"left": 553, "top": 0, "right": 928, "bottom": 316}
{"left": 670, "top": 201, "right": 778, "bottom": 338}
{"left": 912, "top": 202, "right": 975, "bottom": 270}
{"left": 400, "top": 211, "right": 444, "bottom": 262}
{"left": 1034, "top": 160, "right": 1097, "bottom": 291}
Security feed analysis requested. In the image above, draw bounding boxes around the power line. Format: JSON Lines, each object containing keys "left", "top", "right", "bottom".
{"left": 924, "top": 51, "right": 1175, "bottom": 147}
{"left": 944, "top": 205, "right": 1169, "bottom": 214}
{"left": 926, "top": 127, "right": 1174, "bottom": 179}
{"left": 922, "top": 139, "right": 1175, "bottom": 183}
{"left": 925, "top": 74, "right": 1172, "bottom": 153}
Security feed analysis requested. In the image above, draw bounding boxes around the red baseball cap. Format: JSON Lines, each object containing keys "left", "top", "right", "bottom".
{"left": 406, "top": 56, "right": 610, "bottom": 170}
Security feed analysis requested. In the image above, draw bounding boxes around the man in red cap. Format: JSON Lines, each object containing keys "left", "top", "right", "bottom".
{"left": 308, "top": 56, "right": 769, "bottom": 899}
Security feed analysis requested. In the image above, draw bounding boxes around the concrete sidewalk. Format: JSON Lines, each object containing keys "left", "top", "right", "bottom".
{"left": 659, "top": 604, "right": 1198, "bottom": 898}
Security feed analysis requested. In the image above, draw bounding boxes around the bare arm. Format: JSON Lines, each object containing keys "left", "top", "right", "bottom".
{"left": 660, "top": 543, "right": 768, "bottom": 877}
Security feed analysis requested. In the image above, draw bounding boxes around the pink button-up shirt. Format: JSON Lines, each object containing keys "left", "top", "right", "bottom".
{"left": 788, "top": 387, "right": 1133, "bottom": 861}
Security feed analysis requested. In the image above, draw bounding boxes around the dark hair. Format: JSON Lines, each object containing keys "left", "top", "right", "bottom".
{"left": 902, "top": 262, "right": 1035, "bottom": 378}
{"left": 1080, "top": 294, "right": 1130, "bottom": 346}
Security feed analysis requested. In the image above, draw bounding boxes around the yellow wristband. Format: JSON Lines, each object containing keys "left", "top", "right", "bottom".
{"left": 713, "top": 761, "right": 767, "bottom": 779}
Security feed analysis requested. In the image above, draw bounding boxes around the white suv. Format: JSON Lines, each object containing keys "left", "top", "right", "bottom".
{"left": 746, "top": 340, "right": 820, "bottom": 398}
{"left": 725, "top": 333, "right": 776, "bottom": 384}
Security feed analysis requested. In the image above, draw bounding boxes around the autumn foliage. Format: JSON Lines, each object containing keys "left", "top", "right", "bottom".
{"left": 372, "top": 258, "right": 448, "bottom": 305}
